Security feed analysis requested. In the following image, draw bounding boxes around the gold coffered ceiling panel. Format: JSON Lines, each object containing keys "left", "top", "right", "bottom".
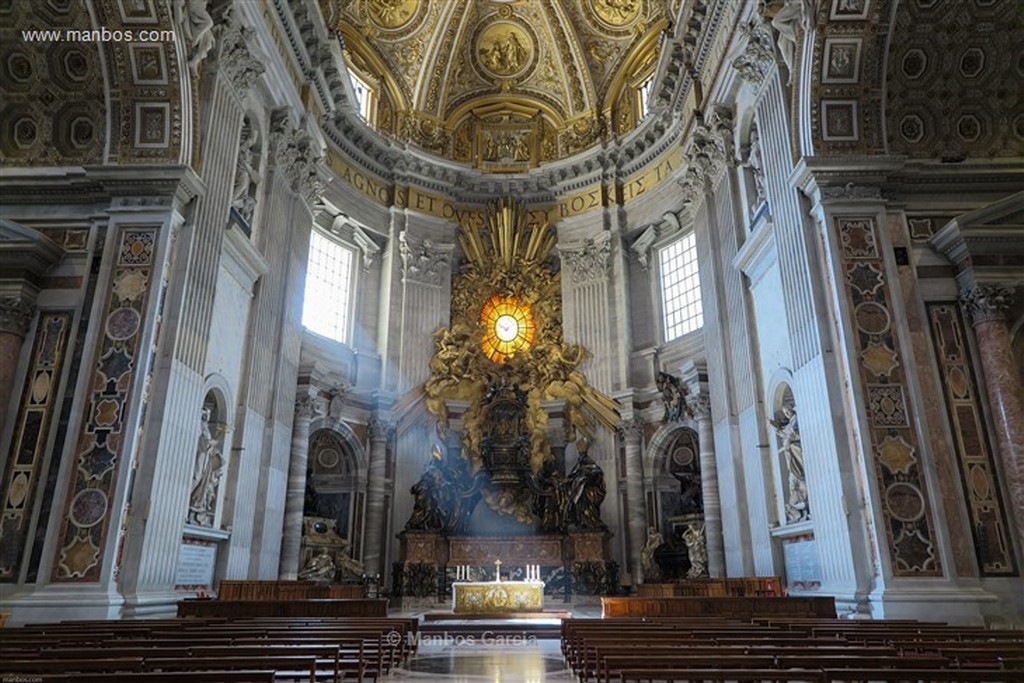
{"left": 331, "top": 0, "right": 667, "bottom": 169}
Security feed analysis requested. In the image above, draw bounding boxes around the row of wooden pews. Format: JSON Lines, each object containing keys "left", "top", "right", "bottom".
{"left": 562, "top": 616, "right": 1024, "bottom": 682}
{"left": 0, "top": 615, "right": 418, "bottom": 682}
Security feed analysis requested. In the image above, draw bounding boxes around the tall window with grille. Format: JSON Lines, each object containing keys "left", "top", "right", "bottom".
{"left": 659, "top": 232, "right": 703, "bottom": 341}
{"left": 303, "top": 230, "right": 355, "bottom": 344}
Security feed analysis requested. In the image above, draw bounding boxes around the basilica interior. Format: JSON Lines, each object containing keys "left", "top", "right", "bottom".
{"left": 2, "top": 0, "right": 1023, "bottom": 643}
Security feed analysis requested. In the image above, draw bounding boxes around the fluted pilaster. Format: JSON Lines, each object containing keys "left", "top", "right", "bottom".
{"left": 362, "top": 416, "right": 395, "bottom": 577}
{"left": 686, "top": 392, "right": 725, "bottom": 577}
{"left": 278, "top": 391, "right": 319, "bottom": 578}
{"left": 618, "top": 417, "right": 647, "bottom": 583}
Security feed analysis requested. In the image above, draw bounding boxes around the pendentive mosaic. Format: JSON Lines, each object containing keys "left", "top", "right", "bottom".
{"left": 0, "top": 312, "right": 73, "bottom": 580}
{"left": 926, "top": 303, "right": 1017, "bottom": 577}
{"left": 52, "top": 227, "right": 157, "bottom": 582}
{"left": 836, "top": 216, "right": 941, "bottom": 576}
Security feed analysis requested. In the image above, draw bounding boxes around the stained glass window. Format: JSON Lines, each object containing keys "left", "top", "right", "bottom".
{"left": 480, "top": 295, "right": 536, "bottom": 364}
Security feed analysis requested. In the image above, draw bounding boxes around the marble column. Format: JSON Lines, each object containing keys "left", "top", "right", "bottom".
{"left": 619, "top": 418, "right": 647, "bottom": 584}
{"left": 362, "top": 416, "right": 394, "bottom": 577}
{"left": 687, "top": 393, "right": 726, "bottom": 577}
{"left": 278, "top": 391, "right": 317, "bottom": 579}
{"left": 0, "top": 295, "right": 34, "bottom": 413}
{"left": 960, "top": 284, "right": 1024, "bottom": 541}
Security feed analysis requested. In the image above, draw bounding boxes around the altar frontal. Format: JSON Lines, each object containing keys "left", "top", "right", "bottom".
{"left": 452, "top": 561, "right": 544, "bottom": 613}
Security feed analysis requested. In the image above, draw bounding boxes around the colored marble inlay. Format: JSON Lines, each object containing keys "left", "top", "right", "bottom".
{"left": 835, "top": 216, "right": 941, "bottom": 577}
{"left": 926, "top": 303, "right": 1017, "bottom": 576}
{"left": 0, "top": 311, "right": 72, "bottom": 580}
{"left": 52, "top": 227, "right": 157, "bottom": 582}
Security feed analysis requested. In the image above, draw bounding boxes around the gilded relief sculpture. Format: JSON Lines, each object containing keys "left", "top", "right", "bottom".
{"left": 420, "top": 198, "right": 619, "bottom": 526}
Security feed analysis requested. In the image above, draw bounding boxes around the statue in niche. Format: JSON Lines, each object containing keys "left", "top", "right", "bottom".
{"left": 173, "top": 0, "right": 215, "bottom": 74}
{"left": 672, "top": 469, "right": 703, "bottom": 514}
{"left": 298, "top": 548, "right": 335, "bottom": 582}
{"left": 682, "top": 523, "right": 708, "bottom": 578}
{"left": 770, "top": 402, "right": 809, "bottom": 522}
{"left": 567, "top": 441, "right": 607, "bottom": 530}
{"left": 641, "top": 526, "right": 665, "bottom": 582}
{"left": 231, "top": 123, "right": 259, "bottom": 224}
{"left": 745, "top": 125, "right": 766, "bottom": 210}
{"left": 188, "top": 407, "right": 225, "bottom": 527}
{"left": 656, "top": 372, "right": 686, "bottom": 423}
{"left": 766, "top": 0, "right": 815, "bottom": 84}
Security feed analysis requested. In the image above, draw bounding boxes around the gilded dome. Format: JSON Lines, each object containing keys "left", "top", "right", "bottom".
{"left": 325, "top": 0, "right": 669, "bottom": 171}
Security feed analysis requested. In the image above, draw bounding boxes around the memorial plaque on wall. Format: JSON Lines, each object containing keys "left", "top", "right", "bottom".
{"left": 782, "top": 535, "right": 821, "bottom": 590}
{"left": 174, "top": 541, "right": 217, "bottom": 588}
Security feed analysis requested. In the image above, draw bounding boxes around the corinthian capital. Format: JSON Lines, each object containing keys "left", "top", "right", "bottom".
{"left": 557, "top": 232, "right": 612, "bottom": 285}
{"left": 368, "top": 416, "right": 395, "bottom": 441}
{"left": 218, "top": 24, "right": 265, "bottom": 96}
{"left": 731, "top": 19, "right": 775, "bottom": 84}
{"left": 269, "top": 110, "right": 325, "bottom": 204}
{"left": 685, "top": 392, "right": 711, "bottom": 420}
{"left": 960, "top": 284, "right": 1014, "bottom": 324}
{"left": 0, "top": 296, "right": 36, "bottom": 336}
{"left": 617, "top": 417, "right": 645, "bottom": 442}
{"left": 398, "top": 232, "right": 453, "bottom": 286}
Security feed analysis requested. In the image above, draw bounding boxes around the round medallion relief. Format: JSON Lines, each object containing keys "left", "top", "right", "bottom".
{"left": 884, "top": 482, "right": 925, "bottom": 522}
{"left": 105, "top": 307, "right": 141, "bottom": 341}
{"left": 474, "top": 20, "right": 537, "bottom": 80}
{"left": 672, "top": 446, "right": 695, "bottom": 467}
{"left": 367, "top": 0, "right": 423, "bottom": 31}
{"left": 854, "top": 301, "right": 891, "bottom": 336}
{"left": 589, "top": 0, "right": 642, "bottom": 28}
{"left": 317, "top": 448, "right": 340, "bottom": 469}
{"left": 70, "top": 488, "right": 108, "bottom": 528}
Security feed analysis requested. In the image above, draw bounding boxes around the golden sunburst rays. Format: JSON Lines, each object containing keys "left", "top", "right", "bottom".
{"left": 459, "top": 197, "right": 556, "bottom": 271}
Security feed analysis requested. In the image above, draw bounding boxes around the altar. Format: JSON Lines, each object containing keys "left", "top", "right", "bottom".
{"left": 452, "top": 580, "right": 545, "bottom": 613}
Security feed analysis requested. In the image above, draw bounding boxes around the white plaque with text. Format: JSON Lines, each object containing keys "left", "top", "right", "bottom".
{"left": 783, "top": 538, "right": 821, "bottom": 589}
{"left": 174, "top": 542, "right": 216, "bottom": 587}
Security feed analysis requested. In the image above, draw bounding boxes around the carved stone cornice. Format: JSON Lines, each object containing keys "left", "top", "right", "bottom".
{"left": 398, "top": 232, "right": 453, "bottom": 286}
{"left": 629, "top": 225, "right": 659, "bottom": 270}
{"left": 617, "top": 417, "right": 646, "bottom": 443}
{"left": 820, "top": 183, "right": 883, "bottom": 201}
{"left": 0, "top": 296, "right": 35, "bottom": 337}
{"left": 217, "top": 24, "right": 265, "bottom": 96}
{"left": 558, "top": 232, "right": 612, "bottom": 285}
{"left": 685, "top": 393, "right": 711, "bottom": 421}
{"left": 731, "top": 18, "right": 775, "bottom": 84}
{"left": 959, "top": 284, "right": 1014, "bottom": 325}
{"left": 368, "top": 416, "right": 396, "bottom": 442}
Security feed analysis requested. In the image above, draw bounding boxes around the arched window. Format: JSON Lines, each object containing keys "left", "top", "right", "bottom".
{"left": 659, "top": 232, "right": 703, "bottom": 341}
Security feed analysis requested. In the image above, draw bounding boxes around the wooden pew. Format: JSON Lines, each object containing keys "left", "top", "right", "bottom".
{"left": 617, "top": 671, "right": 825, "bottom": 683}
{"left": 41, "top": 671, "right": 276, "bottom": 682}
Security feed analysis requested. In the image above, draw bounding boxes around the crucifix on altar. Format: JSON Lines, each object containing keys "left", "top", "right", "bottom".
{"left": 494, "top": 559, "right": 502, "bottom": 582}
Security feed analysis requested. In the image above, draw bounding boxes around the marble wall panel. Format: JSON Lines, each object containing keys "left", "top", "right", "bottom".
{"left": 834, "top": 216, "right": 941, "bottom": 577}
{"left": 926, "top": 302, "right": 1017, "bottom": 576}
{"left": 0, "top": 311, "right": 73, "bottom": 580}
{"left": 51, "top": 227, "right": 158, "bottom": 582}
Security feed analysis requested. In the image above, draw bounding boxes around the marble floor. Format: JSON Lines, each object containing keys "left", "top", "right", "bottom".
{"left": 391, "top": 637, "right": 574, "bottom": 682}
{"left": 388, "top": 608, "right": 597, "bottom": 681}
